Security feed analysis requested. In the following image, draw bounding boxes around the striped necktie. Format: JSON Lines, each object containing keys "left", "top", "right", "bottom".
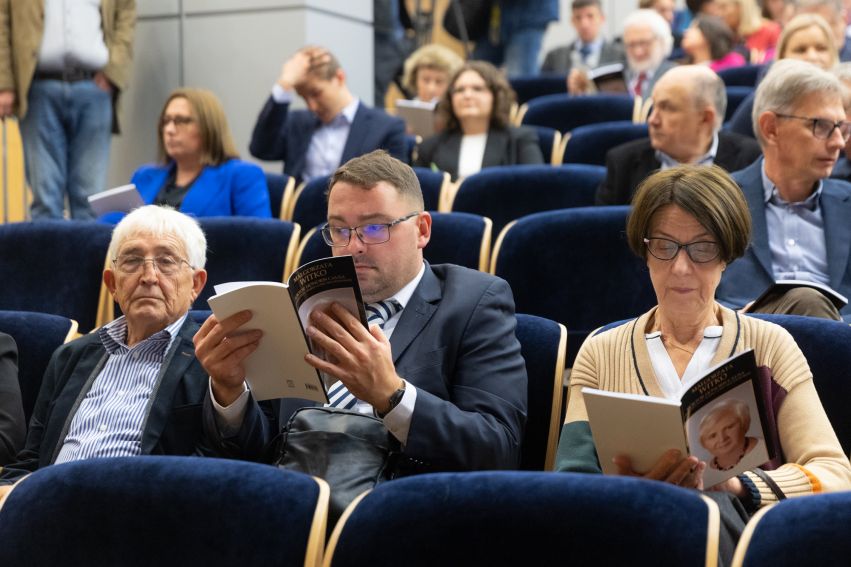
{"left": 326, "top": 299, "right": 402, "bottom": 410}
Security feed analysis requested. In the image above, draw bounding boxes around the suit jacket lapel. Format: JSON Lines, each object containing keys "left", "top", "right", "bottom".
{"left": 482, "top": 128, "right": 509, "bottom": 169}
{"left": 341, "top": 102, "right": 365, "bottom": 163}
{"left": 139, "top": 320, "right": 199, "bottom": 453}
{"left": 739, "top": 161, "right": 774, "bottom": 279}
{"left": 821, "top": 182, "right": 851, "bottom": 290}
{"left": 291, "top": 113, "right": 321, "bottom": 180}
{"left": 391, "top": 264, "right": 440, "bottom": 364}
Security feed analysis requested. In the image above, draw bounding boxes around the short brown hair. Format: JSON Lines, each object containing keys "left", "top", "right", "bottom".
{"left": 626, "top": 165, "right": 751, "bottom": 264}
{"left": 302, "top": 46, "right": 343, "bottom": 81}
{"left": 157, "top": 87, "right": 239, "bottom": 166}
{"left": 438, "top": 61, "right": 516, "bottom": 132}
{"left": 402, "top": 44, "right": 463, "bottom": 95}
{"left": 328, "top": 150, "right": 424, "bottom": 210}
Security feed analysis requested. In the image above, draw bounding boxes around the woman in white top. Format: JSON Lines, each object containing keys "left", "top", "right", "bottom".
{"left": 414, "top": 61, "right": 543, "bottom": 180}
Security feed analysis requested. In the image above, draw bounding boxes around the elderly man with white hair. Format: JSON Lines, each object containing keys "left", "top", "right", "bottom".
{"left": 568, "top": 8, "right": 676, "bottom": 98}
{"left": 717, "top": 59, "right": 851, "bottom": 320}
{"left": 0, "top": 205, "right": 210, "bottom": 492}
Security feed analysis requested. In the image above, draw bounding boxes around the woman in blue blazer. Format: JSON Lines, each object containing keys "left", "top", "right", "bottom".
{"left": 131, "top": 87, "right": 271, "bottom": 218}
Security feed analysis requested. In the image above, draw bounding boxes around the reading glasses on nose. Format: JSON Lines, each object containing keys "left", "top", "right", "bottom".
{"left": 113, "top": 255, "right": 193, "bottom": 275}
{"left": 644, "top": 237, "right": 721, "bottom": 263}
{"left": 774, "top": 113, "right": 851, "bottom": 141}
{"left": 321, "top": 212, "right": 420, "bottom": 247}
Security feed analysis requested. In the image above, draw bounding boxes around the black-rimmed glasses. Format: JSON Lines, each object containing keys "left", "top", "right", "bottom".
{"left": 321, "top": 212, "right": 420, "bottom": 247}
{"left": 160, "top": 115, "right": 194, "bottom": 129}
{"left": 113, "top": 255, "right": 193, "bottom": 275}
{"left": 644, "top": 237, "right": 720, "bottom": 263}
{"left": 774, "top": 113, "right": 851, "bottom": 141}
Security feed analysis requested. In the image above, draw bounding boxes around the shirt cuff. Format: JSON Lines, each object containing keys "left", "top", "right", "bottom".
{"left": 382, "top": 382, "right": 417, "bottom": 446}
{"left": 209, "top": 379, "right": 250, "bottom": 437}
{"left": 271, "top": 83, "right": 294, "bottom": 104}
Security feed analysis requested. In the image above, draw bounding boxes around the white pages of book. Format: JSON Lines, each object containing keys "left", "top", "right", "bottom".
{"left": 88, "top": 183, "right": 144, "bottom": 216}
{"left": 395, "top": 99, "right": 437, "bottom": 138}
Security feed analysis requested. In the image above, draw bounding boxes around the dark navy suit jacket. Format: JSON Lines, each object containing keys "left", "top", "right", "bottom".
{"left": 717, "top": 159, "right": 851, "bottom": 320}
{"left": 0, "top": 319, "right": 212, "bottom": 483}
{"left": 249, "top": 98, "right": 407, "bottom": 182}
{"left": 205, "top": 263, "right": 529, "bottom": 473}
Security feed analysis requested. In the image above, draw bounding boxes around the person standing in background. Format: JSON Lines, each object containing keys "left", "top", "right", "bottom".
{"left": 0, "top": 0, "right": 136, "bottom": 220}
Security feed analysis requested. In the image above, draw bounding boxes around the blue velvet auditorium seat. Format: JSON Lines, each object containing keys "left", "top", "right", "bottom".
{"left": 521, "top": 94, "right": 636, "bottom": 132}
{"left": 265, "top": 171, "right": 295, "bottom": 219}
{"left": 0, "top": 220, "right": 112, "bottom": 333}
{"left": 748, "top": 313, "right": 851, "bottom": 454}
{"left": 491, "top": 206, "right": 657, "bottom": 364}
{"left": 291, "top": 170, "right": 445, "bottom": 231}
{"left": 0, "top": 456, "right": 329, "bottom": 567}
{"left": 0, "top": 310, "right": 76, "bottom": 424}
{"left": 509, "top": 74, "right": 568, "bottom": 104}
{"left": 731, "top": 491, "right": 851, "bottom": 567}
{"left": 717, "top": 64, "right": 761, "bottom": 88}
{"left": 515, "top": 314, "right": 567, "bottom": 471}
{"left": 295, "top": 212, "right": 492, "bottom": 272}
{"left": 561, "top": 121, "right": 649, "bottom": 166}
{"left": 290, "top": 174, "right": 331, "bottom": 231}
{"left": 195, "top": 218, "right": 301, "bottom": 310}
{"left": 325, "top": 471, "right": 721, "bottom": 567}
{"left": 451, "top": 164, "right": 605, "bottom": 243}
{"left": 724, "top": 86, "right": 754, "bottom": 123}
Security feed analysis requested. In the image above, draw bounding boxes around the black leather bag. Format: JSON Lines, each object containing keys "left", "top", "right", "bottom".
{"left": 443, "top": 0, "right": 493, "bottom": 42}
{"left": 275, "top": 406, "right": 400, "bottom": 525}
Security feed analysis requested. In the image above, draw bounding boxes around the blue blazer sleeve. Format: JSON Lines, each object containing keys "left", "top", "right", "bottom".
{"left": 250, "top": 96, "right": 291, "bottom": 161}
{"left": 0, "top": 334, "right": 24, "bottom": 466}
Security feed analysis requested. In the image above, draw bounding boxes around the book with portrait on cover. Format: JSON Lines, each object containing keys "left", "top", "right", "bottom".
{"left": 582, "top": 349, "right": 778, "bottom": 486}
{"left": 207, "top": 255, "right": 367, "bottom": 403}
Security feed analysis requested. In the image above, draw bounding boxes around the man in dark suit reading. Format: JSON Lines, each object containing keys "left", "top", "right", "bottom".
{"left": 596, "top": 65, "right": 762, "bottom": 205}
{"left": 249, "top": 46, "right": 407, "bottom": 183}
{"left": 196, "top": 150, "right": 527, "bottom": 473}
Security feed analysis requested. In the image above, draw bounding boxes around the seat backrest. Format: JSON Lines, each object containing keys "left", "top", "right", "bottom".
{"left": 515, "top": 314, "right": 566, "bottom": 471}
{"left": 196, "top": 218, "right": 301, "bottom": 310}
{"left": 265, "top": 171, "right": 295, "bottom": 220}
{"left": 491, "top": 206, "right": 657, "bottom": 364}
{"left": 561, "top": 121, "right": 648, "bottom": 166}
{"left": 0, "top": 456, "right": 329, "bottom": 567}
{"left": 509, "top": 75, "right": 567, "bottom": 104}
{"left": 717, "top": 64, "right": 761, "bottom": 88}
{"left": 294, "top": 212, "right": 491, "bottom": 272}
{"left": 291, "top": 175, "right": 332, "bottom": 231}
{"left": 521, "top": 94, "right": 635, "bottom": 132}
{"left": 530, "top": 125, "right": 560, "bottom": 165}
{"left": 748, "top": 313, "right": 851, "bottom": 454}
{"left": 451, "top": 164, "right": 605, "bottom": 241}
{"left": 732, "top": 491, "right": 851, "bottom": 567}
{"left": 724, "top": 86, "right": 754, "bottom": 123}
{"left": 325, "top": 471, "right": 719, "bottom": 567}
{"left": 0, "top": 221, "right": 112, "bottom": 333}
{"left": 0, "top": 310, "right": 76, "bottom": 424}
{"left": 411, "top": 167, "right": 447, "bottom": 211}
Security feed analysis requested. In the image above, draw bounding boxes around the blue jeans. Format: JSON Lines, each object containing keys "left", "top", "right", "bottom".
{"left": 472, "top": 27, "right": 546, "bottom": 77}
{"left": 21, "top": 79, "right": 112, "bottom": 220}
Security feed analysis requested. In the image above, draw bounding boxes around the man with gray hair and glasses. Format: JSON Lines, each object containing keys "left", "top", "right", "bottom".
{"left": 716, "top": 59, "right": 851, "bottom": 320}
{"left": 596, "top": 64, "right": 762, "bottom": 205}
{"left": 0, "top": 205, "right": 212, "bottom": 495}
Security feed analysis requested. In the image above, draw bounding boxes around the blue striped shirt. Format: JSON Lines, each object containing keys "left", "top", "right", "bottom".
{"left": 54, "top": 314, "right": 187, "bottom": 464}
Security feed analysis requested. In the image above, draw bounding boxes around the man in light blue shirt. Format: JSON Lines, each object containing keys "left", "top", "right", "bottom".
{"left": 0, "top": 206, "right": 212, "bottom": 493}
{"left": 718, "top": 60, "right": 851, "bottom": 321}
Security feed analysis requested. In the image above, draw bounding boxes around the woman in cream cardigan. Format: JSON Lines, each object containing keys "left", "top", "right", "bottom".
{"left": 556, "top": 165, "right": 851, "bottom": 514}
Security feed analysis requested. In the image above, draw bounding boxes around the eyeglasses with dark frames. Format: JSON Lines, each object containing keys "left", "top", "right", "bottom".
{"left": 774, "top": 113, "right": 851, "bottom": 142}
{"left": 160, "top": 115, "right": 195, "bottom": 129}
{"left": 112, "top": 254, "right": 193, "bottom": 276}
{"left": 321, "top": 212, "right": 421, "bottom": 247}
{"left": 643, "top": 237, "right": 721, "bottom": 263}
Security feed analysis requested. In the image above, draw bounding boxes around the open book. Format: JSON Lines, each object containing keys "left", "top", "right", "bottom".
{"left": 748, "top": 279, "right": 848, "bottom": 312}
{"left": 88, "top": 183, "right": 144, "bottom": 216}
{"left": 207, "top": 255, "right": 367, "bottom": 403}
{"left": 395, "top": 98, "right": 437, "bottom": 138}
{"left": 582, "top": 349, "right": 777, "bottom": 486}
{"left": 588, "top": 63, "right": 628, "bottom": 94}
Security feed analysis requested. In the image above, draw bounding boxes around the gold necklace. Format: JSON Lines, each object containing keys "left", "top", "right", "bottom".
{"left": 661, "top": 334, "right": 696, "bottom": 355}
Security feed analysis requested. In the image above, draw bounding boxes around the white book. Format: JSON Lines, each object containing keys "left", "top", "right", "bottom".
{"left": 207, "top": 255, "right": 367, "bottom": 403}
{"left": 395, "top": 98, "right": 437, "bottom": 138}
{"left": 88, "top": 183, "right": 144, "bottom": 216}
